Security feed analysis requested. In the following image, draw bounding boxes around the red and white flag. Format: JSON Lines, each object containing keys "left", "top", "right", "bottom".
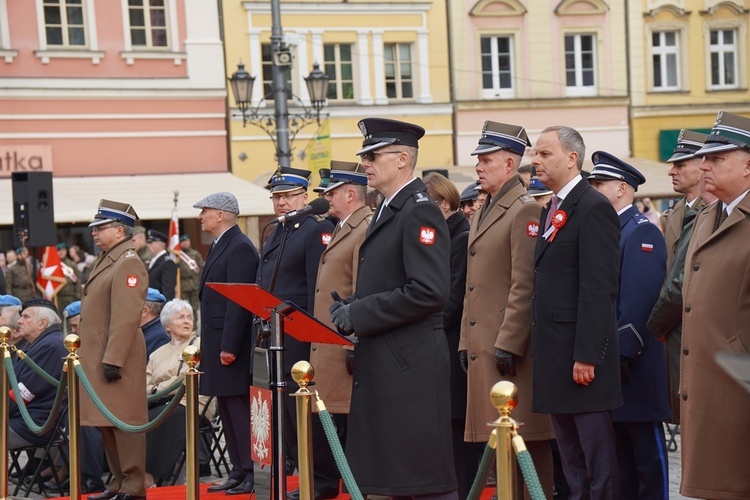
{"left": 168, "top": 206, "right": 180, "bottom": 261}
{"left": 36, "top": 246, "right": 67, "bottom": 299}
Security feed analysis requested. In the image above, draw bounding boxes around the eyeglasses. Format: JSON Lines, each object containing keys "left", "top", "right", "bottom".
{"left": 91, "top": 224, "right": 115, "bottom": 233}
{"left": 359, "top": 150, "right": 402, "bottom": 162}
{"left": 270, "top": 191, "right": 306, "bottom": 202}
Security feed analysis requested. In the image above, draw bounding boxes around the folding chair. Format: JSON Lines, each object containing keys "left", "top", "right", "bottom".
{"left": 8, "top": 408, "right": 69, "bottom": 498}
{"left": 665, "top": 423, "right": 679, "bottom": 452}
{"left": 169, "top": 397, "right": 231, "bottom": 485}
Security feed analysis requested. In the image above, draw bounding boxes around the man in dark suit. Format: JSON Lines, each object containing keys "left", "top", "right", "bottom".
{"left": 145, "top": 230, "right": 177, "bottom": 301}
{"left": 330, "top": 118, "right": 458, "bottom": 499}
{"left": 531, "top": 126, "right": 622, "bottom": 499}
{"left": 256, "top": 166, "right": 334, "bottom": 498}
{"left": 587, "top": 152, "right": 670, "bottom": 500}
{"left": 194, "top": 191, "right": 259, "bottom": 495}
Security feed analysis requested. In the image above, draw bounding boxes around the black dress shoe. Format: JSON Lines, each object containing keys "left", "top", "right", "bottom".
{"left": 82, "top": 477, "right": 106, "bottom": 494}
{"left": 43, "top": 477, "right": 70, "bottom": 493}
{"left": 110, "top": 494, "right": 146, "bottom": 500}
{"left": 226, "top": 481, "right": 254, "bottom": 495}
{"left": 87, "top": 488, "right": 118, "bottom": 500}
{"left": 207, "top": 477, "right": 242, "bottom": 492}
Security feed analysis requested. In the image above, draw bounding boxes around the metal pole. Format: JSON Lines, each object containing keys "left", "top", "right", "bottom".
{"left": 291, "top": 361, "right": 315, "bottom": 500}
{"left": 65, "top": 334, "right": 82, "bottom": 500}
{"left": 270, "top": 307, "right": 287, "bottom": 500}
{"left": 488, "top": 381, "right": 518, "bottom": 500}
{"left": 0, "top": 327, "right": 11, "bottom": 499}
{"left": 270, "top": 0, "right": 291, "bottom": 167}
{"left": 183, "top": 345, "right": 201, "bottom": 500}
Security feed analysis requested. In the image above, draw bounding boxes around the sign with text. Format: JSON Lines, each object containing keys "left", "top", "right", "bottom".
{"left": 0, "top": 145, "right": 53, "bottom": 177}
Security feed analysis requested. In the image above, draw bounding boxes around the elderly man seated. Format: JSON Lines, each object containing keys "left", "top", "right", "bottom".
{"left": 0, "top": 294, "right": 25, "bottom": 353}
{"left": 9, "top": 298, "right": 68, "bottom": 449}
{"left": 140, "top": 288, "right": 170, "bottom": 359}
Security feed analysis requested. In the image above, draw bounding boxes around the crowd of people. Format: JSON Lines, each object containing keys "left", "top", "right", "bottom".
{"left": 3, "top": 110, "right": 750, "bottom": 500}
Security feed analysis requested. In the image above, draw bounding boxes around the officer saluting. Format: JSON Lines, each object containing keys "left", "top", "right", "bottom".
{"left": 330, "top": 118, "right": 458, "bottom": 500}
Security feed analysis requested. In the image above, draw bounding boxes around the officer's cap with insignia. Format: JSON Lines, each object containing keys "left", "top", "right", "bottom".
{"left": 63, "top": 300, "right": 81, "bottom": 319}
{"left": 460, "top": 182, "right": 480, "bottom": 203}
{"left": 146, "top": 229, "right": 168, "bottom": 244}
{"left": 695, "top": 111, "right": 750, "bottom": 156}
{"left": 667, "top": 130, "right": 709, "bottom": 163}
{"left": 527, "top": 176, "right": 553, "bottom": 198}
{"left": 588, "top": 151, "right": 646, "bottom": 191}
{"left": 324, "top": 160, "right": 368, "bottom": 193}
{"left": 471, "top": 120, "right": 531, "bottom": 156}
{"left": 356, "top": 118, "right": 426, "bottom": 156}
{"left": 266, "top": 166, "right": 312, "bottom": 194}
{"left": 313, "top": 169, "right": 332, "bottom": 193}
{"left": 89, "top": 199, "right": 139, "bottom": 228}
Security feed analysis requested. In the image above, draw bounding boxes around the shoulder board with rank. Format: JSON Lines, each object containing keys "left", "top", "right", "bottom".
{"left": 414, "top": 191, "right": 431, "bottom": 203}
{"left": 635, "top": 214, "right": 650, "bottom": 224}
{"left": 520, "top": 194, "right": 536, "bottom": 204}
{"left": 314, "top": 214, "right": 328, "bottom": 222}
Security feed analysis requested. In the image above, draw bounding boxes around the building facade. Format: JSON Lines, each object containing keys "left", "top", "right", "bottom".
{"left": 629, "top": 0, "right": 750, "bottom": 160}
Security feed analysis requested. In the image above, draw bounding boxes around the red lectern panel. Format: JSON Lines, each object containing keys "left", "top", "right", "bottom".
{"left": 207, "top": 283, "right": 353, "bottom": 346}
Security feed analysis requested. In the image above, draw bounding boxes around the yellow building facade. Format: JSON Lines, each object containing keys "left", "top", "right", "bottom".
{"left": 222, "top": 0, "right": 454, "bottom": 187}
{"left": 629, "top": 0, "right": 750, "bottom": 160}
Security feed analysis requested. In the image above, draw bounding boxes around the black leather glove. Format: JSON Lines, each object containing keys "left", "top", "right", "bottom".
{"left": 329, "top": 291, "right": 354, "bottom": 334}
{"left": 345, "top": 349, "right": 355, "bottom": 376}
{"left": 458, "top": 350, "right": 469, "bottom": 374}
{"left": 620, "top": 357, "right": 631, "bottom": 383}
{"left": 103, "top": 363, "right": 121, "bottom": 383}
{"left": 494, "top": 348, "right": 516, "bottom": 377}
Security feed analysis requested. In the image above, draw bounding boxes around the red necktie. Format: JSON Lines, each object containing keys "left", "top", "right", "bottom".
{"left": 545, "top": 195, "right": 559, "bottom": 230}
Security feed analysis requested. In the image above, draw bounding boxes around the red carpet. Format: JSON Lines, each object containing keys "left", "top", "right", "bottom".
{"left": 68, "top": 477, "right": 495, "bottom": 500}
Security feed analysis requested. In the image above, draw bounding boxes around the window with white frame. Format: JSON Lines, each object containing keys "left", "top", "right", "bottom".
{"left": 128, "top": 0, "right": 168, "bottom": 48}
{"left": 384, "top": 43, "right": 414, "bottom": 99}
{"left": 480, "top": 35, "right": 514, "bottom": 98}
{"left": 652, "top": 30, "right": 680, "bottom": 90}
{"left": 43, "top": 0, "right": 86, "bottom": 47}
{"left": 709, "top": 28, "right": 738, "bottom": 89}
{"left": 564, "top": 34, "right": 596, "bottom": 96}
{"left": 261, "top": 43, "right": 292, "bottom": 102}
{"left": 324, "top": 44, "right": 354, "bottom": 101}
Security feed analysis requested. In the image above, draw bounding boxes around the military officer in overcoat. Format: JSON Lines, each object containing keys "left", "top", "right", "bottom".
{"left": 256, "top": 167, "right": 334, "bottom": 487}
{"left": 309, "top": 161, "right": 371, "bottom": 499}
{"left": 658, "top": 129, "right": 709, "bottom": 424}
{"left": 195, "top": 192, "right": 259, "bottom": 495}
{"left": 531, "top": 126, "right": 622, "bottom": 499}
{"left": 587, "top": 152, "right": 670, "bottom": 500}
{"left": 680, "top": 111, "right": 750, "bottom": 499}
{"left": 79, "top": 199, "right": 149, "bottom": 500}
{"left": 146, "top": 230, "right": 177, "bottom": 301}
{"left": 458, "top": 121, "right": 554, "bottom": 499}
{"left": 330, "top": 118, "right": 458, "bottom": 499}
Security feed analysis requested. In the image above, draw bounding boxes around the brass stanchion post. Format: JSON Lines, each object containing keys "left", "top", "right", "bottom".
{"left": 489, "top": 381, "right": 518, "bottom": 500}
{"left": 291, "top": 361, "right": 315, "bottom": 500}
{"left": 1, "top": 326, "right": 12, "bottom": 499}
{"left": 183, "top": 345, "right": 201, "bottom": 500}
{"left": 65, "top": 334, "right": 82, "bottom": 500}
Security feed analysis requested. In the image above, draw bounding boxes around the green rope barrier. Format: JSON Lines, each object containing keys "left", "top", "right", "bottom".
{"left": 467, "top": 443, "right": 496, "bottom": 500}
{"left": 75, "top": 363, "right": 185, "bottom": 433}
{"left": 4, "top": 355, "right": 67, "bottom": 435}
{"left": 316, "top": 398, "right": 364, "bottom": 500}
{"left": 147, "top": 377, "right": 185, "bottom": 402}
{"left": 13, "top": 348, "right": 60, "bottom": 387}
{"left": 515, "top": 450, "right": 545, "bottom": 500}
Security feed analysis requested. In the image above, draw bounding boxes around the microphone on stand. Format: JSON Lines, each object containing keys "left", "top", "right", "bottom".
{"left": 273, "top": 197, "right": 329, "bottom": 224}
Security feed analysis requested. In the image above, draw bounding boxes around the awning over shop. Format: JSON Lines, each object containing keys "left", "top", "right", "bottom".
{"left": 0, "top": 172, "right": 274, "bottom": 225}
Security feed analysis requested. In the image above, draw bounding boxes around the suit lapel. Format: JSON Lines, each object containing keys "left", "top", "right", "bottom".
{"left": 200, "top": 225, "right": 238, "bottom": 289}
{"left": 535, "top": 179, "right": 588, "bottom": 263}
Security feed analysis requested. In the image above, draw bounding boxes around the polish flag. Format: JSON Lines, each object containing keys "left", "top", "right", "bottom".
{"left": 36, "top": 246, "right": 67, "bottom": 299}
{"left": 168, "top": 206, "right": 180, "bottom": 262}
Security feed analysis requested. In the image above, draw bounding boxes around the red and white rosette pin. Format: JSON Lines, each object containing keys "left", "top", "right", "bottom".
{"left": 548, "top": 210, "right": 568, "bottom": 242}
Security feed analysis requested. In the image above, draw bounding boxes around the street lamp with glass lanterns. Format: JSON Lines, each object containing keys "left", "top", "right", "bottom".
{"left": 228, "top": 60, "right": 329, "bottom": 168}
